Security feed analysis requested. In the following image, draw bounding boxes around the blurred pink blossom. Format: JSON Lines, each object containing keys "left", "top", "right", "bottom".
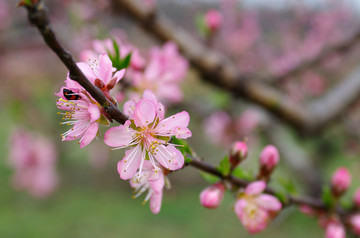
{"left": 200, "top": 182, "right": 225, "bottom": 209}
{"left": 0, "top": 0, "right": 10, "bottom": 30}
{"left": 204, "top": 111, "right": 233, "bottom": 146}
{"left": 259, "top": 145, "right": 280, "bottom": 172}
{"left": 303, "top": 71, "right": 327, "bottom": 96}
{"left": 229, "top": 141, "right": 248, "bottom": 166}
{"left": 8, "top": 128, "right": 58, "bottom": 199}
{"left": 350, "top": 214, "right": 360, "bottom": 235}
{"left": 325, "top": 221, "right": 346, "bottom": 238}
{"left": 235, "top": 181, "right": 282, "bottom": 234}
{"left": 204, "top": 9, "right": 222, "bottom": 33}
{"left": 331, "top": 167, "right": 351, "bottom": 196}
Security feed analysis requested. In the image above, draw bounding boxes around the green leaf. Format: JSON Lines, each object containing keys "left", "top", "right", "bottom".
{"left": 232, "top": 167, "right": 253, "bottom": 181}
{"left": 277, "top": 177, "right": 298, "bottom": 195}
{"left": 120, "top": 53, "right": 132, "bottom": 69}
{"left": 195, "top": 14, "right": 209, "bottom": 37}
{"left": 274, "top": 191, "right": 288, "bottom": 204}
{"left": 321, "top": 185, "right": 335, "bottom": 208}
{"left": 170, "top": 137, "right": 192, "bottom": 163}
{"left": 199, "top": 172, "right": 220, "bottom": 184}
{"left": 217, "top": 156, "right": 231, "bottom": 176}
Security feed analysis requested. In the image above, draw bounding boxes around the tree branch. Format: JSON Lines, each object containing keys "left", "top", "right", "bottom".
{"left": 23, "top": 1, "right": 128, "bottom": 124}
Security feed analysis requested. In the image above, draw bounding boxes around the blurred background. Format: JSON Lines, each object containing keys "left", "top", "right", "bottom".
{"left": 1, "top": 0, "right": 360, "bottom": 237}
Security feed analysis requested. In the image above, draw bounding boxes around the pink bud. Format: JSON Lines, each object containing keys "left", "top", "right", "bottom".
{"left": 199, "top": 182, "right": 225, "bottom": 209}
{"left": 299, "top": 205, "right": 316, "bottom": 217}
{"left": 229, "top": 141, "right": 248, "bottom": 167}
{"left": 204, "top": 10, "right": 222, "bottom": 32}
{"left": 350, "top": 214, "right": 360, "bottom": 235}
{"left": 354, "top": 188, "right": 360, "bottom": 207}
{"left": 260, "top": 145, "right": 279, "bottom": 171}
{"left": 325, "top": 222, "right": 346, "bottom": 238}
{"left": 331, "top": 167, "right": 351, "bottom": 196}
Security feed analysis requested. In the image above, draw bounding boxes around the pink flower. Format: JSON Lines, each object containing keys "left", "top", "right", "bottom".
{"left": 200, "top": 182, "right": 225, "bottom": 209}
{"left": 325, "top": 221, "right": 346, "bottom": 238}
{"left": 130, "top": 161, "right": 165, "bottom": 214}
{"left": 204, "top": 9, "right": 222, "bottom": 33}
{"left": 259, "top": 145, "right": 280, "bottom": 171}
{"left": 353, "top": 188, "right": 360, "bottom": 207}
{"left": 104, "top": 90, "right": 192, "bottom": 180}
{"left": 331, "top": 167, "right": 351, "bottom": 196}
{"left": 132, "top": 42, "right": 188, "bottom": 103}
{"left": 235, "top": 181, "right": 282, "bottom": 234}
{"left": 8, "top": 128, "right": 59, "bottom": 199}
{"left": 350, "top": 214, "right": 360, "bottom": 235}
{"left": 56, "top": 89, "right": 103, "bottom": 148}
{"left": 74, "top": 53, "right": 125, "bottom": 92}
{"left": 204, "top": 111, "right": 233, "bottom": 146}
{"left": 0, "top": 0, "right": 10, "bottom": 30}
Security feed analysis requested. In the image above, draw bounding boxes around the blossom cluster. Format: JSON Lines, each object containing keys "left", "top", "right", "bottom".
{"left": 55, "top": 47, "right": 192, "bottom": 213}
{"left": 199, "top": 143, "right": 282, "bottom": 234}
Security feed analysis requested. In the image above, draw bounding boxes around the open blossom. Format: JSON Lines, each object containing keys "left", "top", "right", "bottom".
{"left": 131, "top": 42, "right": 189, "bottom": 103}
{"left": 56, "top": 53, "right": 124, "bottom": 148}
{"left": 235, "top": 181, "right": 282, "bottom": 234}
{"left": 130, "top": 161, "right": 166, "bottom": 214}
{"left": 56, "top": 89, "right": 103, "bottom": 148}
{"left": 104, "top": 90, "right": 192, "bottom": 180}
{"left": 8, "top": 128, "right": 58, "bottom": 199}
{"left": 200, "top": 182, "right": 225, "bottom": 209}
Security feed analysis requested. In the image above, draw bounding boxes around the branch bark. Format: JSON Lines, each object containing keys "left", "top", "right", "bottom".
{"left": 23, "top": 1, "right": 128, "bottom": 124}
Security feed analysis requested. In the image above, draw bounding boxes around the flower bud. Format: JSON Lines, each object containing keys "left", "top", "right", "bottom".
{"left": 331, "top": 167, "right": 351, "bottom": 197}
{"left": 350, "top": 214, "right": 360, "bottom": 235}
{"left": 204, "top": 10, "right": 222, "bottom": 33}
{"left": 325, "top": 222, "right": 346, "bottom": 238}
{"left": 229, "top": 141, "right": 248, "bottom": 168}
{"left": 199, "top": 182, "right": 225, "bottom": 209}
{"left": 354, "top": 188, "right": 360, "bottom": 208}
{"left": 260, "top": 145, "right": 279, "bottom": 172}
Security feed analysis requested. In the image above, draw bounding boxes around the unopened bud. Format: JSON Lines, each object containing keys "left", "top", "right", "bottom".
{"left": 325, "top": 222, "right": 346, "bottom": 238}
{"left": 204, "top": 10, "right": 222, "bottom": 33}
{"left": 229, "top": 141, "right": 248, "bottom": 168}
{"left": 260, "top": 145, "right": 279, "bottom": 172}
{"left": 350, "top": 214, "right": 360, "bottom": 235}
{"left": 199, "top": 182, "right": 225, "bottom": 209}
{"left": 354, "top": 188, "right": 360, "bottom": 207}
{"left": 331, "top": 167, "right": 351, "bottom": 197}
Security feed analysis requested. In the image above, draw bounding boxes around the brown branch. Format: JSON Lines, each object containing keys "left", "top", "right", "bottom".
{"left": 268, "top": 29, "right": 360, "bottom": 84}
{"left": 111, "top": 0, "right": 314, "bottom": 133}
{"left": 23, "top": 1, "right": 128, "bottom": 124}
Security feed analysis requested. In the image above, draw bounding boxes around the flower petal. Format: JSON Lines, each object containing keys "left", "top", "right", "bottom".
{"left": 153, "top": 144, "right": 184, "bottom": 170}
{"left": 77, "top": 62, "right": 97, "bottom": 84}
{"left": 113, "top": 69, "right": 126, "bottom": 84}
{"left": 104, "top": 121, "right": 134, "bottom": 147}
{"left": 133, "top": 99, "right": 156, "bottom": 128}
{"left": 98, "top": 54, "right": 113, "bottom": 84}
{"left": 123, "top": 100, "right": 136, "bottom": 118}
{"left": 154, "top": 111, "right": 190, "bottom": 138}
{"left": 80, "top": 122, "right": 98, "bottom": 148}
{"left": 117, "top": 146, "right": 143, "bottom": 180}
{"left": 88, "top": 104, "right": 101, "bottom": 122}
{"left": 245, "top": 181, "right": 266, "bottom": 196}
{"left": 150, "top": 191, "right": 163, "bottom": 214}
{"left": 257, "top": 194, "right": 282, "bottom": 211}
{"left": 149, "top": 172, "right": 165, "bottom": 193}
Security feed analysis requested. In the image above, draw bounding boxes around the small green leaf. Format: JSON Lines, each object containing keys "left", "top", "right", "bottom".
{"left": 217, "top": 156, "right": 231, "bottom": 176}
{"left": 277, "top": 177, "right": 298, "bottom": 195}
{"left": 195, "top": 14, "right": 209, "bottom": 37}
{"left": 274, "top": 191, "right": 288, "bottom": 204}
{"left": 232, "top": 167, "right": 253, "bottom": 181}
{"left": 120, "top": 53, "right": 132, "bottom": 69}
{"left": 200, "top": 172, "right": 220, "bottom": 184}
{"left": 321, "top": 185, "right": 335, "bottom": 208}
{"left": 171, "top": 137, "right": 192, "bottom": 155}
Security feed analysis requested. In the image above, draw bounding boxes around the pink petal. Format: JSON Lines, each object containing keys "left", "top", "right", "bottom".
{"left": 88, "top": 104, "right": 101, "bottom": 122}
{"left": 77, "top": 62, "right": 97, "bottom": 84}
{"left": 153, "top": 145, "right": 184, "bottom": 170}
{"left": 123, "top": 100, "right": 136, "bottom": 117}
{"left": 113, "top": 69, "right": 126, "bottom": 84}
{"left": 150, "top": 191, "right": 163, "bottom": 214}
{"left": 80, "top": 122, "right": 98, "bottom": 148}
{"left": 149, "top": 172, "right": 165, "bottom": 193}
{"left": 154, "top": 111, "right": 190, "bottom": 137}
{"left": 98, "top": 54, "right": 113, "bottom": 84}
{"left": 257, "top": 194, "right": 282, "bottom": 211}
{"left": 234, "top": 199, "right": 247, "bottom": 219}
{"left": 104, "top": 121, "right": 134, "bottom": 147}
{"left": 133, "top": 99, "right": 156, "bottom": 128}
{"left": 117, "top": 146, "right": 143, "bottom": 180}
{"left": 245, "top": 181, "right": 266, "bottom": 196}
